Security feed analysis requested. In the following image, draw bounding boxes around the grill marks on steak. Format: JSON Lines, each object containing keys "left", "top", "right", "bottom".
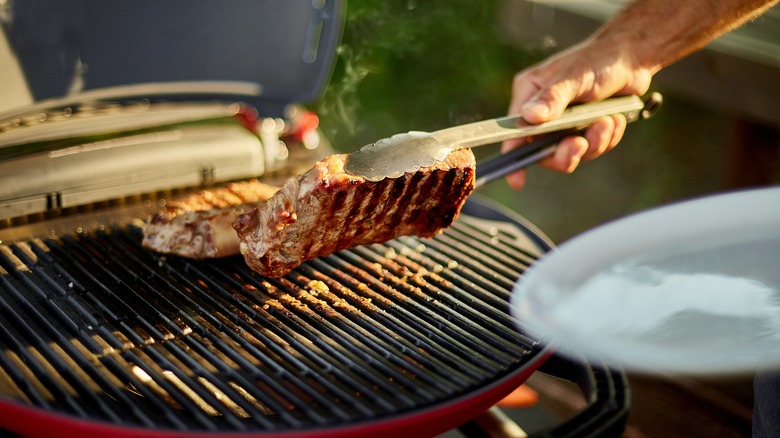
{"left": 232, "top": 149, "right": 476, "bottom": 277}
{"left": 142, "top": 179, "right": 279, "bottom": 259}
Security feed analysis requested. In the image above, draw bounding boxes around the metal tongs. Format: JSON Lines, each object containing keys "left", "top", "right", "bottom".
{"left": 345, "top": 93, "right": 662, "bottom": 187}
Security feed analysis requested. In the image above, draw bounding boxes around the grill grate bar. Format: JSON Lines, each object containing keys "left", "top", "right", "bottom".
{"left": 243, "top": 274, "right": 447, "bottom": 406}
{"left": 293, "top": 261, "right": 490, "bottom": 390}
{"left": 179, "top": 259, "right": 416, "bottom": 417}
{"left": 408, "top": 219, "right": 534, "bottom": 313}
{"left": 457, "top": 216, "right": 542, "bottom": 265}
{"left": 43, "top": 233, "right": 307, "bottom": 428}
{"left": 152, "top": 235, "right": 443, "bottom": 423}
{"left": 420, "top": 233, "right": 518, "bottom": 292}
{"left": 285, "top": 267, "right": 471, "bottom": 395}
{"left": 365, "top": 239, "right": 536, "bottom": 349}
{"left": 0, "top": 287, "right": 57, "bottom": 410}
{"left": 348, "top": 243, "right": 530, "bottom": 361}
{"left": 381, "top": 238, "right": 520, "bottom": 322}
{"left": 0, "top": 208, "right": 549, "bottom": 434}
{"left": 449, "top": 217, "right": 539, "bottom": 267}
{"left": 13, "top": 238, "right": 247, "bottom": 430}
{"left": 314, "top": 250, "right": 519, "bottom": 381}
{"left": 173, "top": 271, "right": 390, "bottom": 422}
{"left": 0, "top": 270, "right": 123, "bottom": 423}
{"left": 121, "top": 349, "right": 235, "bottom": 431}
{"left": 137, "top": 342, "right": 254, "bottom": 430}
{"left": 96, "top": 345, "right": 192, "bottom": 429}
{"left": 101, "top": 230, "right": 344, "bottom": 427}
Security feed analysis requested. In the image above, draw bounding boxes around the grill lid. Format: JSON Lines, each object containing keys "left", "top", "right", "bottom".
{"left": 0, "top": 197, "right": 553, "bottom": 437}
{"left": 1, "top": 0, "right": 344, "bottom": 116}
{"left": 0, "top": 0, "right": 345, "bottom": 221}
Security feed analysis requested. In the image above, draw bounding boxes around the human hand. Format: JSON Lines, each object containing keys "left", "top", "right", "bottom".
{"left": 502, "top": 36, "right": 655, "bottom": 189}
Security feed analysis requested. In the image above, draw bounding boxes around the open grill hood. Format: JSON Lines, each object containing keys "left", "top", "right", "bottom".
{"left": 0, "top": 0, "right": 345, "bottom": 222}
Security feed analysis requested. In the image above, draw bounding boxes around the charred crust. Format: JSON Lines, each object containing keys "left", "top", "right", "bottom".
{"left": 234, "top": 150, "right": 475, "bottom": 278}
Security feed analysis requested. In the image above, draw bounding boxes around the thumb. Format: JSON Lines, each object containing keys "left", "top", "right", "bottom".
{"left": 520, "top": 86, "right": 573, "bottom": 124}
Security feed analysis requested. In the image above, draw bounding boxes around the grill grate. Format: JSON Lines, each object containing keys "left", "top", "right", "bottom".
{"left": 0, "top": 206, "right": 548, "bottom": 434}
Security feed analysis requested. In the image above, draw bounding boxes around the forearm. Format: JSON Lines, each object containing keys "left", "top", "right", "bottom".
{"left": 593, "top": 0, "right": 778, "bottom": 74}
{"left": 503, "top": 0, "right": 777, "bottom": 189}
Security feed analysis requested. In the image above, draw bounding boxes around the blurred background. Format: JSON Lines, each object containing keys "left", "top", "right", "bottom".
{"left": 310, "top": 2, "right": 779, "bottom": 435}
{"left": 313, "top": 0, "right": 780, "bottom": 244}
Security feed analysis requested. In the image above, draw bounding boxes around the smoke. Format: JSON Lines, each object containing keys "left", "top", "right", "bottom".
{"left": 313, "top": 1, "right": 547, "bottom": 152}
{"left": 316, "top": 45, "right": 373, "bottom": 146}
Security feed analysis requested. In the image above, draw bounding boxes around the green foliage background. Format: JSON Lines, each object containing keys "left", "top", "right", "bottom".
{"left": 314, "top": 0, "right": 546, "bottom": 153}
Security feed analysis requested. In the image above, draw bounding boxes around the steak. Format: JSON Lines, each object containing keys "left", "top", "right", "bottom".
{"left": 232, "top": 149, "right": 476, "bottom": 277}
{"left": 142, "top": 179, "right": 279, "bottom": 259}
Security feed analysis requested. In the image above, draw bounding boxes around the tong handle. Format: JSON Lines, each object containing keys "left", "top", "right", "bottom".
{"left": 474, "top": 92, "right": 662, "bottom": 188}
{"left": 433, "top": 93, "right": 660, "bottom": 150}
{"left": 475, "top": 128, "right": 577, "bottom": 188}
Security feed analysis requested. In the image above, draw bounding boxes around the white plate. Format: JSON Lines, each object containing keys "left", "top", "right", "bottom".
{"left": 511, "top": 187, "right": 780, "bottom": 375}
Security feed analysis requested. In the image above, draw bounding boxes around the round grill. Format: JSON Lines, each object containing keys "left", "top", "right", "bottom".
{"left": 0, "top": 198, "right": 552, "bottom": 437}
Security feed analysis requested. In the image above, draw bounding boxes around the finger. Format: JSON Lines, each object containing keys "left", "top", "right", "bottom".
{"left": 509, "top": 71, "right": 543, "bottom": 115}
{"left": 606, "top": 113, "right": 627, "bottom": 151}
{"left": 582, "top": 116, "right": 615, "bottom": 161}
{"left": 505, "top": 168, "right": 528, "bottom": 191}
{"left": 520, "top": 83, "right": 575, "bottom": 125}
{"left": 541, "top": 136, "right": 589, "bottom": 173}
{"left": 511, "top": 68, "right": 577, "bottom": 124}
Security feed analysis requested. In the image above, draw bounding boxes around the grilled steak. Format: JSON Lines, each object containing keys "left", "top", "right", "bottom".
{"left": 233, "top": 149, "right": 476, "bottom": 277}
{"left": 142, "top": 179, "right": 279, "bottom": 259}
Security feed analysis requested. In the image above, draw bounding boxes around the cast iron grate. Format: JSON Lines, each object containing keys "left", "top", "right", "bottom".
{"left": 0, "top": 210, "right": 547, "bottom": 433}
